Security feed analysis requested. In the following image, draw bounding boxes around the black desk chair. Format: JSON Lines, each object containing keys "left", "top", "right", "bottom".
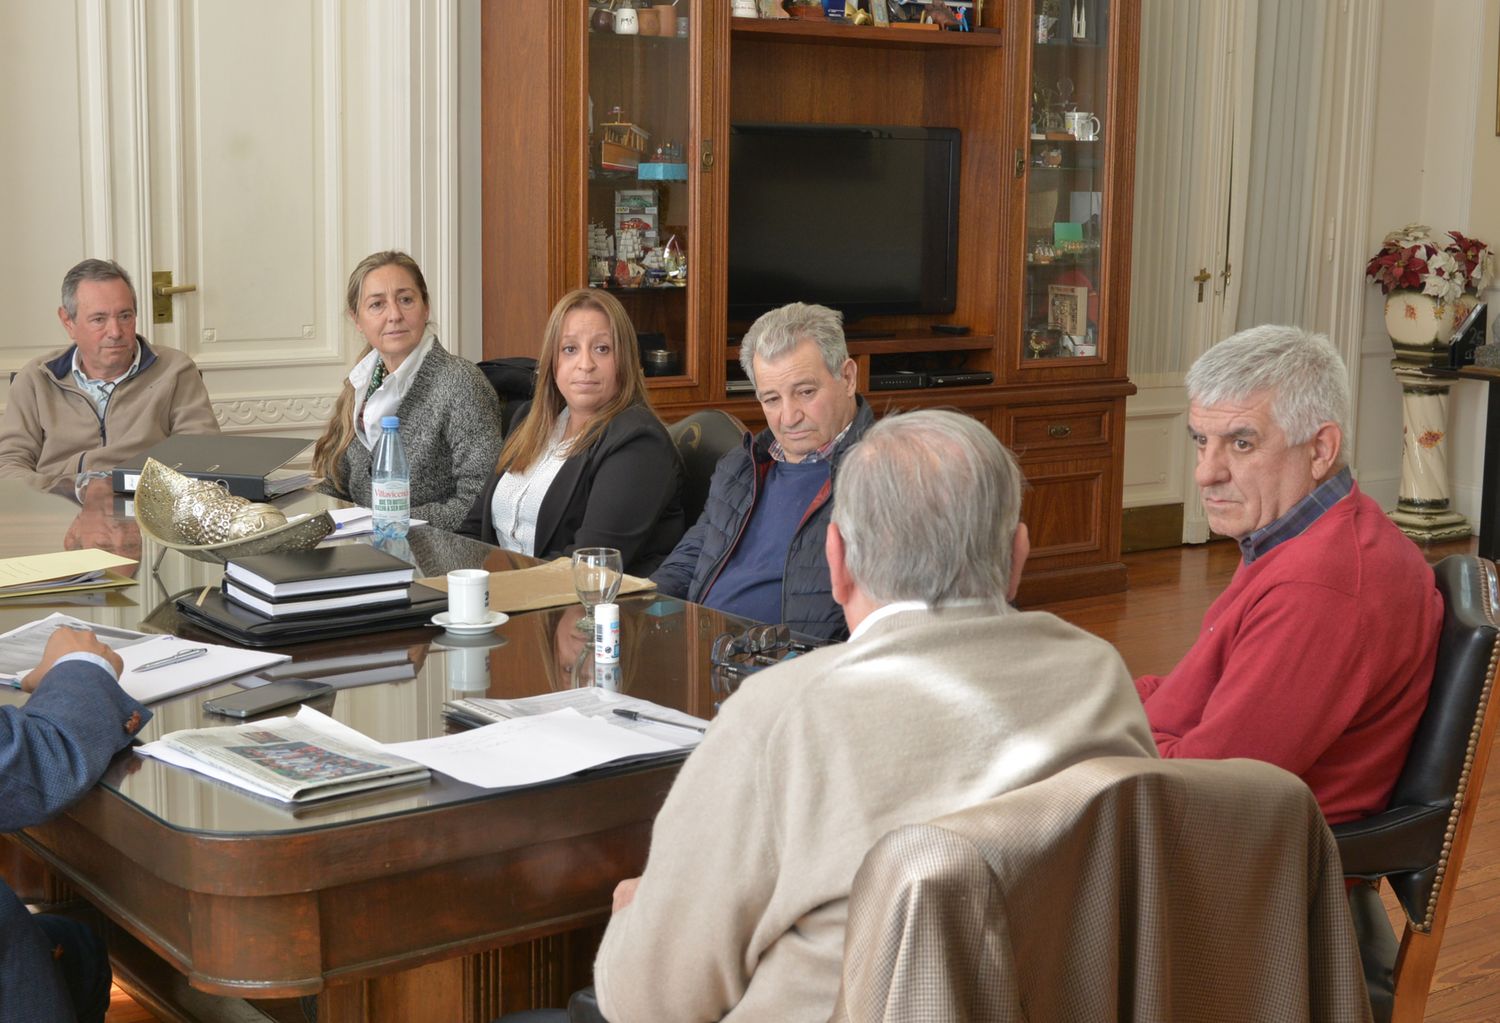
{"left": 667, "top": 409, "right": 748, "bottom": 530}
{"left": 478, "top": 356, "right": 538, "bottom": 435}
{"left": 1338, "top": 554, "right": 1500, "bottom": 1023}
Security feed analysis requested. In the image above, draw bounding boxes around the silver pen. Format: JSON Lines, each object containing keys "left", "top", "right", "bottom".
{"left": 136, "top": 647, "right": 208, "bottom": 672}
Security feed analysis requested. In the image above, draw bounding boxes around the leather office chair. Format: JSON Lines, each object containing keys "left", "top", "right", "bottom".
{"left": 477, "top": 356, "right": 538, "bottom": 435}
{"left": 1337, "top": 554, "right": 1500, "bottom": 1023}
{"left": 667, "top": 409, "right": 748, "bottom": 529}
{"left": 833, "top": 757, "right": 1371, "bottom": 1023}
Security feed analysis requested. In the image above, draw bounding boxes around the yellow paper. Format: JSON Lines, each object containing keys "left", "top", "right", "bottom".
{"left": 420, "top": 558, "right": 654, "bottom": 615}
{"left": 0, "top": 549, "right": 140, "bottom": 597}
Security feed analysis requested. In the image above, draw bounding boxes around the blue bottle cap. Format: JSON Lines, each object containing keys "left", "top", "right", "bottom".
{"left": 380, "top": 415, "right": 400, "bottom": 429}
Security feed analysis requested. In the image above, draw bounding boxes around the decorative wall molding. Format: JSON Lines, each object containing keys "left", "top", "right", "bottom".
{"left": 1123, "top": 409, "right": 1187, "bottom": 508}
{"left": 213, "top": 394, "right": 335, "bottom": 430}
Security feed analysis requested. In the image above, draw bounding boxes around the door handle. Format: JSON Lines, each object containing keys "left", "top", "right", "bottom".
{"left": 151, "top": 271, "right": 197, "bottom": 323}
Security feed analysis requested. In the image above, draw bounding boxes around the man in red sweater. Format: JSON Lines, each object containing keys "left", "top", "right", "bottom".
{"left": 1135, "top": 325, "right": 1442, "bottom": 824}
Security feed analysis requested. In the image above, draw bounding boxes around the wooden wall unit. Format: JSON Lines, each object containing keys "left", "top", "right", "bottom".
{"left": 481, "top": 0, "right": 1140, "bottom": 603}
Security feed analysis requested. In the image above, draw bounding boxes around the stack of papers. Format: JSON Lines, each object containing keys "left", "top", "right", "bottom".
{"left": 0, "top": 613, "right": 289, "bottom": 703}
{"left": 0, "top": 549, "right": 137, "bottom": 599}
{"left": 319, "top": 507, "right": 429, "bottom": 541}
{"left": 135, "top": 687, "right": 708, "bottom": 803}
{"left": 421, "top": 686, "right": 710, "bottom": 788}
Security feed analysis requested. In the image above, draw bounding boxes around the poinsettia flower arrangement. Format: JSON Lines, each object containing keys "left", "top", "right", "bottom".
{"left": 1366, "top": 224, "right": 1494, "bottom": 304}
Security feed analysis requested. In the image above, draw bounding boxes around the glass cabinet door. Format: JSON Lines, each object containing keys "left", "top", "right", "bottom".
{"left": 1022, "top": 0, "right": 1110, "bottom": 363}
{"left": 584, "top": 1, "right": 694, "bottom": 379}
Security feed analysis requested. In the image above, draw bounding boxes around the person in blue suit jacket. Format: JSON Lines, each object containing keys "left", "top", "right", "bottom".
{"left": 0, "top": 627, "right": 150, "bottom": 1023}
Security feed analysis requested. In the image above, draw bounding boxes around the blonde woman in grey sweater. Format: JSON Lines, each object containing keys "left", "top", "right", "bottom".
{"left": 312, "top": 251, "right": 501, "bottom": 530}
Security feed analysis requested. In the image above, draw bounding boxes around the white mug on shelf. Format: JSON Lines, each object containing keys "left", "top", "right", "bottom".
{"left": 1064, "top": 111, "right": 1102, "bottom": 141}
{"left": 731, "top": 0, "right": 759, "bottom": 17}
{"left": 614, "top": 6, "right": 639, "bottom": 33}
{"left": 447, "top": 568, "right": 491, "bottom": 625}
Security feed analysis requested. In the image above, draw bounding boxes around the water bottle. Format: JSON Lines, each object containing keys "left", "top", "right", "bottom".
{"left": 371, "top": 415, "right": 410, "bottom": 540}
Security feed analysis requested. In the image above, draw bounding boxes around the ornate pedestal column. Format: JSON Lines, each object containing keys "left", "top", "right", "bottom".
{"left": 1387, "top": 290, "right": 1472, "bottom": 543}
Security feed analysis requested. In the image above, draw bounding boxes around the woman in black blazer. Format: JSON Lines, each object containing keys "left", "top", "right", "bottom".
{"left": 457, "top": 288, "right": 684, "bottom": 575}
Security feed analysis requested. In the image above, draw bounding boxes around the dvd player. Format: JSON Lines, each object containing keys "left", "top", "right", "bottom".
{"left": 869, "top": 371, "right": 929, "bottom": 391}
{"left": 928, "top": 371, "right": 995, "bottom": 388}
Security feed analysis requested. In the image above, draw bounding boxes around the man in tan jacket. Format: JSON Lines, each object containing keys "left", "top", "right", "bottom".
{"left": 589, "top": 410, "right": 1157, "bottom": 1023}
{"left": 0, "top": 259, "right": 218, "bottom": 491}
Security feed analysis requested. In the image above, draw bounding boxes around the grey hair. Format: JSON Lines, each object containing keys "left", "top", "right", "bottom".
{"left": 739, "top": 302, "right": 849, "bottom": 387}
{"left": 832, "top": 409, "right": 1024, "bottom": 604}
{"left": 1186, "top": 324, "right": 1351, "bottom": 451}
{"left": 61, "top": 259, "right": 137, "bottom": 321}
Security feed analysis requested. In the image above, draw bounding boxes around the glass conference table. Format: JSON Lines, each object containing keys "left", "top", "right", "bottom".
{"left": 0, "top": 480, "right": 746, "bottom": 1022}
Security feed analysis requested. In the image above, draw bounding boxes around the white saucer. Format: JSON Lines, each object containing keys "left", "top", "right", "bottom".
{"left": 431, "top": 610, "right": 509, "bottom": 635}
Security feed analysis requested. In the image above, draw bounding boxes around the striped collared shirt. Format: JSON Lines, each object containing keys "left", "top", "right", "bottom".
{"left": 767, "top": 419, "right": 854, "bottom": 464}
{"left": 1238, "top": 466, "right": 1353, "bottom": 564}
{"left": 71, "top": 343, "right": 142, "bottom": 416}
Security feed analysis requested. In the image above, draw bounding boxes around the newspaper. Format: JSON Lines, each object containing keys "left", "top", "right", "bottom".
{"left": 138, "top": 706, "right": 429, "bottom": 803}
{"left": 0, "top": 613, "right": 149, "bottom": 686}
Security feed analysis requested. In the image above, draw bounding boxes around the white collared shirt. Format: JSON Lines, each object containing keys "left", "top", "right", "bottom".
{"left": 848, "top": 600, "right": 930, "bottom": 641}
{"left": 848, "top": 597, "right": 1002, "bottom": 642}
{"left": 348, "top": 334, "right": 438, "bottom": 449}
{"left": 71, "top": 342, "right": 142, "bottom": 416}
{"left": 490, "top": 411, "right": 572, "bottom": 556}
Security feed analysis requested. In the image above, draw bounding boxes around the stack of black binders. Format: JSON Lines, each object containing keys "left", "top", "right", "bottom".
{"left": 175, "top": 545, "right": 449, "bottom": 647}
{"left": 222, "top": 546, "right": 417, "bottom": 619}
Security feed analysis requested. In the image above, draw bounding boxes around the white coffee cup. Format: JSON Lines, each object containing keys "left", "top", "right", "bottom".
{"left": 447, "top": 568, "right": 490, "bottom": 625}
{"left": 614, "top": 7, "right": 639, "bottom": 33}
{"left": 1065, "top": 111, "right": 1101, "bottom": 141}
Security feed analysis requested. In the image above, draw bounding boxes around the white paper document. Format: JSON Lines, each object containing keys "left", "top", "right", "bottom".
{"left": 384, "top": 707, "right": 681, "bottom": 788}
{"left": 445, "top": 687, "right": 708, "bottom": 748}
{"left": 115, "top": 634, "right": 290, "bottom": 704}
{"left": 319, "top": 506, "right": 428, "bottom": 540}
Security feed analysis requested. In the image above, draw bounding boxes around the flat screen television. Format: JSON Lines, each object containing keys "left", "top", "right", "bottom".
{"left": 727, "top": 123, "right": 961, "bottom": 324}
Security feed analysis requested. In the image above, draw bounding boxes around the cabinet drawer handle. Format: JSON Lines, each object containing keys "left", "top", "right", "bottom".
{"left": 1047, "top": 424, "right": 1072, "bottom": 439}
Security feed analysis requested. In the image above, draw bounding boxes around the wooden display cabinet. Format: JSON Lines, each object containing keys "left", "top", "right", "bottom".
{"left": 481, "top": 0, "right": 1140, "bottom": 603}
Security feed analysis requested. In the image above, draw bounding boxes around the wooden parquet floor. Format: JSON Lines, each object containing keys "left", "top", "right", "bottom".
{"left": 105, "top": 538, "right": 1500, "bottom": 1021}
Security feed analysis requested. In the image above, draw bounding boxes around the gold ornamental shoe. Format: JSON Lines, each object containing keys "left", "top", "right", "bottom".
{"left": 134, "top": 457, "right": 334, "bottom": 566}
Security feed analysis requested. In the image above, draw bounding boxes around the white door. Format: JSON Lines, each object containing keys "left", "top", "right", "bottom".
{"left": 0, "top": 2, "right": 462, "bottom": 449}
{"left": 1123, "top": 0, "right": 1240, "bottom": 544}
{"left": 141, "top": 1, "right": 348, "bottom": 441}
{"left": 1124, "top": 0, "right": 1337, "bottom": 544}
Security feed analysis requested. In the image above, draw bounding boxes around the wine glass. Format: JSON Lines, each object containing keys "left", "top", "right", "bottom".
{"left": 572, "top": 547, "right": 623, "bottom": 631}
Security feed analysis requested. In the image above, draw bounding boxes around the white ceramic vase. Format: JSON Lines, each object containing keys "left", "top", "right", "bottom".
{"left": 1383, "top": 289, "right": 1478, "bottom": 350}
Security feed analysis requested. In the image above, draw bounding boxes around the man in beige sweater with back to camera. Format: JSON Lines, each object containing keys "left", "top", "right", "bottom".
{"left": 0, "top": 258, "right": 218, "bottom": 491}
{"left": 588, "top": 409, "right": 1157, "bottom": 1023}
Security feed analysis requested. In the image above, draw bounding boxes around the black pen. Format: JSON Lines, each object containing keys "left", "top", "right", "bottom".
{"left": 612, "top": 708, "right": 706, "bottom": 734}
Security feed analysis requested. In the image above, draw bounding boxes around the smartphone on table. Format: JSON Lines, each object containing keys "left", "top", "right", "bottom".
{"left": 203, "top": 678, "right": 333, "bottom": 718}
